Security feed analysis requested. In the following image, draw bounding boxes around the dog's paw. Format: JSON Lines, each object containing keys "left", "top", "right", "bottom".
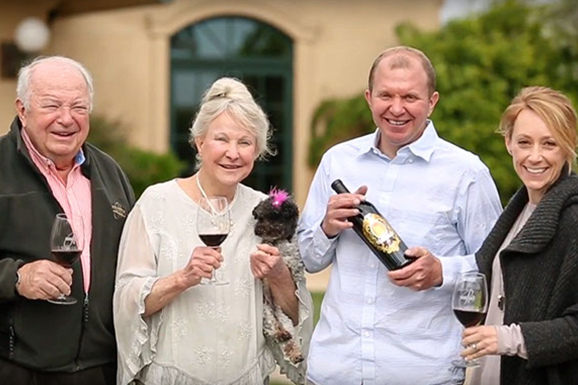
{"left": 274, "top": 329, "right": 292, "bottom": 342}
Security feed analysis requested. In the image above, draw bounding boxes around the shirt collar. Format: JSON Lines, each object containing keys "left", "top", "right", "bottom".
{"left": 20, "top": 127, "right": 86, "bottom": 171}
{"left": 358, "top": 120, "right": 438, "bottom": 162}
{"left": 405, "top": 120, "right": 438, "bottom": 161}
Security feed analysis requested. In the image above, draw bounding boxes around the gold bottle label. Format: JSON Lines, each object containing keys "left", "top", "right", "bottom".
{"left": 362, "top": 213, "right": 400, "bottom": 254}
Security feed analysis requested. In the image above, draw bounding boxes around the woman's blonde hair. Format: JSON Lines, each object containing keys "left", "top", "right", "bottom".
{"left": 498, "top": 86, "right": 578, "bottom": 170}
{"left": 189, "top": 77, "right": 274, "bottom": 165}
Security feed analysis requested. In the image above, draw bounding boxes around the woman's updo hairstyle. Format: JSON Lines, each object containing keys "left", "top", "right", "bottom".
{"left": 189, "top": 77, "right": 274, "bottom": 164}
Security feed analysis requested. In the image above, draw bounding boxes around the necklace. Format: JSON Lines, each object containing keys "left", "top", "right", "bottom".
{"left": 196, "top": 173, "right": 212, "bottom": 205}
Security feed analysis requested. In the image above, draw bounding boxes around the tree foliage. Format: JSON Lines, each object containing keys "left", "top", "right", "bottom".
{"left": 308, "top": 0, "right": 578, "bottom": 203}
{"left": 88, "top": 116, "right": 184, "bottom": 198}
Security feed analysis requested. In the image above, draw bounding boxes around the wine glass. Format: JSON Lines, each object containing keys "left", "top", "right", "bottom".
{"left": 48, "top": 213, "right": 83, "bottom": 305}
{"left": 196, "top": 197, "right": 230, "bottom": 285}
{"left": 451, "top": 272, "right": 488, "bottom": 368}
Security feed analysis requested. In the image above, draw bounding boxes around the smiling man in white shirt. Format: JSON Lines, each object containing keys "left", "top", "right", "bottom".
{"left": 298, "top": 46, "right": 502, "bottom": 385}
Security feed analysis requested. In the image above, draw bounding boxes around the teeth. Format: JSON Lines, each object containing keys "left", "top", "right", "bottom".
{"left": 387, "top": 119, "right": 407, "bottom": 126}
{"left": 525, "top": 167, "right": 546, "bottom": 174}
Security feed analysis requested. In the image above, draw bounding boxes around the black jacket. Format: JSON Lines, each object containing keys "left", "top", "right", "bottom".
{"left": 476, "top": 171, "right": 578, "bottom": 385}
{"left": 0, "top": 117, "right": 135, "bottom": 372}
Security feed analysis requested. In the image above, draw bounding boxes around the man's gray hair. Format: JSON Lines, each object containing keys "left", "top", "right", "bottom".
{"left": 16, "top": 56, "right": 94, "bottom": 111}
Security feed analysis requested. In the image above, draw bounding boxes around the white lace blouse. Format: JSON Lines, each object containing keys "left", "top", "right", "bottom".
{"left": 114, "top": 180, "right": 312, "bottom": 385}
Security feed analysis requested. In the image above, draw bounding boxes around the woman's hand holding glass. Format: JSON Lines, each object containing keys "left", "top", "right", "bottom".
{"left": 196, "top": 197, "right": 230, "bottom": 285}
{"left": 451, "top": 272, "right": 489, "bottom": 368}
{"left": 460, "top": 325, "right": 499, "bottom": 362}
{"left": 180, "top": 246, "right": 223, "bottom": 287}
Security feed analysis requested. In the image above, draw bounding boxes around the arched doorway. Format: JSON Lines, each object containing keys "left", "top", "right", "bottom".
{"left": 170, "top": 16, "right": 294, "bottom": 191}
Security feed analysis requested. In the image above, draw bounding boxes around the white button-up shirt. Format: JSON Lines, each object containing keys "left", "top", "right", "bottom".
{"left": 298, "top": 122, "right": 502, "bottom": 385}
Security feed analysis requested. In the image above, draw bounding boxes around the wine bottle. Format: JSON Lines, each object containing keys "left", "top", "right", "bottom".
{"left": 331, "top": 179, "right": 413, "bottom": 270}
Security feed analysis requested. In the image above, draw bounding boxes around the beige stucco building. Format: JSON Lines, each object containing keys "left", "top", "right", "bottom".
{"left": 0, "top": 0, "right": 443, "bottom": 204}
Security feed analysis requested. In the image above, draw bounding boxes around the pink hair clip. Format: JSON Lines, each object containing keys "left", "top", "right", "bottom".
{"left": 269, "top": 188, "right": 289, "bottom": 209}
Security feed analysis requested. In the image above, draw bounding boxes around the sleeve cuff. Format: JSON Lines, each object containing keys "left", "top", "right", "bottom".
{"left": 294, "top": 280, "right": 314, "bottom": 342}
{"left": 314, "top": 221, "right": 339, "bottom": 251}
{"left": 496, "top": 323, "right": 528, "bottom": 359}
{"left": 0, "top": 259, "right": 24, "bottom": 301}
{"left": 435, "top": 254, "right": 477, "bottom": 292}
{"left": 124, "top": 276, "right": 162, "bottom": 377}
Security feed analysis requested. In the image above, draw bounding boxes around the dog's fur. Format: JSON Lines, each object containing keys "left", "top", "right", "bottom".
{"left": 252, "top": 191, "right": 306, "bottom": 369}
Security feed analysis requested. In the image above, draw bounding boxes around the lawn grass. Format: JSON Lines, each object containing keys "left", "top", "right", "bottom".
{"left": 311, "top": 291, "right": 324, "bottom": 325}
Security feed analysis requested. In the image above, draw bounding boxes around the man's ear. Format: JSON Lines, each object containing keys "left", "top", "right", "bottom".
{"left": 15, "top": 99, "right": 27, "bottom": 127}
{"left": 428, "top": 91, "right": 440, "bottom": 117}
{"left": 364, "top": 89, "right": 372, "bottom": 108}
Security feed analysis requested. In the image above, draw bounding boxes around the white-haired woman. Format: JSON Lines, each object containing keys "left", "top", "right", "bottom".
{"left": 113, "top": 78, "right": 312, "bottom": 385}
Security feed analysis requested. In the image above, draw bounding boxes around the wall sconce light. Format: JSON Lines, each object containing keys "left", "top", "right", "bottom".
{"left": 1, "top": 17, "right": 50, "bottom": 79}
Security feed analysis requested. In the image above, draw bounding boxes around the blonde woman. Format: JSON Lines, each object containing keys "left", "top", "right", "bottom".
{"left": 463, "top": 86, "right": 578, "bottom": 385}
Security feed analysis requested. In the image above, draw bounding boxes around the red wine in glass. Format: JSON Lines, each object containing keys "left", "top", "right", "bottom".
{"left": 199, "top": 234, "right": 228, "bottom": 247}
{"left": 197, "top": 197, "right": 230, "bottom": 285}
{"left": 453, "top": 309, "right": 486, "bottom": 328}
{"left": 48, "top": 213, "right": 83, "bottom": 305}
{"left": 52, "top": 249, "right": 82, "bottom": 268}
{"left": 451, "top": 272, "right": 488, "bottom": 368}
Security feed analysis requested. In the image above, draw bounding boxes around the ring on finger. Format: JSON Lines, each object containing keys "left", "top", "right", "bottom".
{"left": 471, "top": 343, "right": 478, "bottom": 351}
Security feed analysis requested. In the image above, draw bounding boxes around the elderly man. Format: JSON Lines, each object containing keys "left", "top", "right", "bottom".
{"left": 298, "top": 46, "right": 503, "bottom": 385}
{"left": 0, "top": 56, "right": 134, "bottom": 385}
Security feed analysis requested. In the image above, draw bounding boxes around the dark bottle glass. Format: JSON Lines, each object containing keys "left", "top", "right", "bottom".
{"left": 331, "top": 179, "right": 413, "bottom": 270}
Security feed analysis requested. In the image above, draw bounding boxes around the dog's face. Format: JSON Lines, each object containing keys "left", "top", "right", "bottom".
{"left": 252, "top": 197, "right": 299, "bottom": 243}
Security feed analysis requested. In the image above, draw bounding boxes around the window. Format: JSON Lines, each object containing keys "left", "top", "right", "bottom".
{"left": 170, "top": 16, "right": 294, "bottom": 191}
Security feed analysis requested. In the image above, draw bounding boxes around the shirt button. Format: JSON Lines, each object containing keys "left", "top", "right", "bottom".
{"left": 408, "top": 159, "right": 414, "bottom": 163}
{"left": 366, "top": 298, "right": 374, "bottom": 304}
{"left": 364, "top": 331, "right": 371, "bottom": 338}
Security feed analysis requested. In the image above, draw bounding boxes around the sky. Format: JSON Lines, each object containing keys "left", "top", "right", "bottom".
{"left": 440, "top": 0, "right": 558, "bottom": 23}
{"left": 440, "top": 0, "right": 493, "bottom": 23}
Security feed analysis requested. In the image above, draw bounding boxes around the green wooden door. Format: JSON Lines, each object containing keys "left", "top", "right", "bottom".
{"left": 170, "top": 16, "right": 294, "bottom": 192}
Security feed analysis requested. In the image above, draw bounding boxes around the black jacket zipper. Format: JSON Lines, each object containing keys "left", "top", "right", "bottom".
{"left": 9, "top": 324, "right": 15, "bottom": 360}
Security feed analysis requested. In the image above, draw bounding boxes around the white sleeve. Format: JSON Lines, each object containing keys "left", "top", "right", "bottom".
{"left": 436, "top": 253, "right": 479, "bottom": 292}
{"left": 456, "top": 166, "right": 502, "bottom": 254}
{"left": 496, "top": 324, "right": 528, "bottom": 359}
{"left": 297, "top": 158, "right": 339, "bottom": 273}
{"left": 278, "top": 274, "right": 315, "bottom": 384}
{"left": 113, "top": 204, "right": 162, "bottom": 385}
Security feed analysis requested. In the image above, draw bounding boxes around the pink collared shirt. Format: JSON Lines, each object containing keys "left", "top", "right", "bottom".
{"left": 21, "top": 128, "right": 93, "bottom": 293}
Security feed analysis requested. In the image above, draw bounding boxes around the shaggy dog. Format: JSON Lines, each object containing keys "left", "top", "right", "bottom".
{"left": 252, "top": 189, "right": 306, "bottom": 370}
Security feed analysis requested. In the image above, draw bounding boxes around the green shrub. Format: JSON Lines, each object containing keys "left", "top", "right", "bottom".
{"left": 308, "top": 0, "right": 578, "bottom": 205}
{"left": 88, "top": 116, "right": 184, "bottom": 198}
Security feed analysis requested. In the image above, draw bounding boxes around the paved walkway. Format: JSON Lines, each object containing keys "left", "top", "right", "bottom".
{"left": 305, "top": 267, "right": 331, "bottom": 293}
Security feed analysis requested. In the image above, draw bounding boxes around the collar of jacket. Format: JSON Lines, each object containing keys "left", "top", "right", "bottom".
{"left": 9, "top": 116, "right": 93, "bottom": 178}
{"left": 501, "top": 167, "right": 578, "bottom": 256}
